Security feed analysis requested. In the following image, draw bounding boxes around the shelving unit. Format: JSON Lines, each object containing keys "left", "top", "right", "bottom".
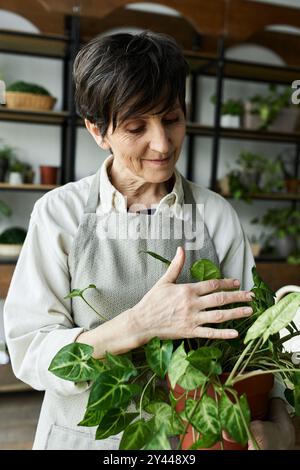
{"left": 0, "top": 3, "right": 299, "bottom": 274}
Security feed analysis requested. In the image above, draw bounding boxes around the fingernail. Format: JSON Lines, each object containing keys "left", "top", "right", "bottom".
{"left": 230, "top": 330, "right": 238, "bottom": 338}
{"left": 246, "top": 292, "right": 255, "bottom": 300}
{"left": 243, "top": 307, "right": 253, "bottom": 315}
{"left": 233, "top": 279, "right": 240, "bottom": 287}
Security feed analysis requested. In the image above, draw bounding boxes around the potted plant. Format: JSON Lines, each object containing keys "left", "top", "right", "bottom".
{"left": 8, "top": 159, "right": 25, "bottom": 184}
{"left": 48, "top": 254, "right": 300, "bottom": 450}
{"left": 5, "top": 81, "right": 56, "bottom": 111}
{"left": 244, "top": 84, "right": 299, "bottom": 132}
{"left": 0, "top": 143, "right": 16, "bottom": 182}
{"left": 249, "top": 234, "right": 265, "bottom": 259}
{"left": 252, "top": 207, "right": 300, "bottom": 259}
{"left": 211, "top": 95, "right": 243, "bottom": 128}
{"left": 0, "top": 226, "right": 27, "bottom": 258}
{"left": 223, "top": 151, "right": 283, "bottom": 202}
{"left": 278, "top": 148, "right": 300, "bottom": 194}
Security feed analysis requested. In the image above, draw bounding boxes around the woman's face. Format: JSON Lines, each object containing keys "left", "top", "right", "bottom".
{"left": 85, "top": 99, "right": 186, "bottom": 184}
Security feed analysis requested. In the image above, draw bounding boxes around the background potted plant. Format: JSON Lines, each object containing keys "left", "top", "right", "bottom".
{"left": 8, "top": 159, "right": 25, "bottom": 184}
{"left": 252, "top": 207, "right": 300, "bottom": 259}
{"left": 221, "top": 151, "right": 283, "bottom": 202}
{"left": 244, "top": 84, "right": 299, "bottom": 132}
{"left": 211, "top": 95, "right": 243, "bottom": 128}
{"left": 48, "top": 254, "right": 300, "bottom": 450}
{"left": 0, "top": 142, "right": 16, "bottom": 182}
{"left": 5, "top": 80, "right": 56, "bottom": 111}
{"left": 278, "top": 148, "right": 300, "bottom": 194}
{"left": 0, "top": 226, "right": 27, "bottom": 258}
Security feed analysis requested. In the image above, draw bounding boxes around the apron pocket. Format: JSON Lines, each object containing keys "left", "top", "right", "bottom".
{"left": 45, "top": 424, "right": 120, "bottom": 450}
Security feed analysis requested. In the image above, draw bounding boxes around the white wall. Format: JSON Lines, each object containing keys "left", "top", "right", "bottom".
{"left": 0, "top": 2, "right": 299, "bottom": 339}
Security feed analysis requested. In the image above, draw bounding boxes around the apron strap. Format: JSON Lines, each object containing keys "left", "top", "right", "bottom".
{"left": 84, "top": 168, "right": 101, "bottom": 214}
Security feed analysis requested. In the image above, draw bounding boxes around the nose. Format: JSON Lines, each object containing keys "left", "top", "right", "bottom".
{"left": 148, "top": 122, "right": 172, "bottom": 155}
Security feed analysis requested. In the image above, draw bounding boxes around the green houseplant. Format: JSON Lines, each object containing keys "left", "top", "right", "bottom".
{"left": 244, "top": 84, "right": 298, "bottom": 131}
{"left": 0, "top": 227, "right": 27, "bottom": 258}
{"left": 211, "top": 95, "right": 243, "bottom": 128}
{"left": 252, "top": 207, "right": 300, "bottom": 259}
{"left": 223, "top": 151, "right": 283, "bottom": 202}
{"left": 49, "top": 253, "right": 300, "bottom": 450}
{"left": 6, "top": 80, "right": 56, "bottom": 111}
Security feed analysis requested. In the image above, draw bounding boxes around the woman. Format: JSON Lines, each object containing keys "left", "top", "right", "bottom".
{"left": 4, "top": 31, "right": 294, "bottom": 450}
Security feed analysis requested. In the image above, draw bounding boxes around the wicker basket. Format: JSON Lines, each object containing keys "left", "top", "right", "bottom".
{"left": 5, "top": 91, "right": 56, "bottom": 111}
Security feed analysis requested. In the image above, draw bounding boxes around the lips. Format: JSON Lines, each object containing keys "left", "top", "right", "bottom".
{"left": 146, "top": 154, "right": 172, "bottom": 162}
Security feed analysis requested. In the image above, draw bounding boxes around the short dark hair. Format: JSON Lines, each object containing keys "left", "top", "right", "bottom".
{"left": 73, "top": 30, "right": 189, "bottom": 137}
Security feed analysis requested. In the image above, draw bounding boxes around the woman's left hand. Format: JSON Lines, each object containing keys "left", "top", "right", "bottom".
{"left": 248, "top": 398, "right": 295, "bottom": 450}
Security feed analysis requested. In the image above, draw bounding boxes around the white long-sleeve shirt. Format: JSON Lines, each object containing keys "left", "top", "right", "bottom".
{"left": 4, "top": 154, "right": 255, "bottom": 398}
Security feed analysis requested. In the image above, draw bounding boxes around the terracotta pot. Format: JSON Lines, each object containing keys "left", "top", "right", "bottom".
{"left": 167, "top": 372, "right": 274, "bottom": 450}
{"left": 284, "top": 179, "right": 300, "bottom": 194}
{"left": 40, "top": 165, "right": 59, "bottom": 185}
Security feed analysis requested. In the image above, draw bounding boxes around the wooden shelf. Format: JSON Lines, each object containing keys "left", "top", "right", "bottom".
{"left": 185, "top": 50, "right": 300, "bottom": 85}
{"left": 0, "top": 363, "right": 31, "bottom": 393}
{"left": 0, "top": 183, "right": 59, "bottom": 192}
{"left": 0, "top": 29, "right": 68, "bottom": 58}
{"left": 186, "top": 123, "right": 300, "bottom": 143}
{"left": 0, "top": 107, "right": 69, "bottom": 125}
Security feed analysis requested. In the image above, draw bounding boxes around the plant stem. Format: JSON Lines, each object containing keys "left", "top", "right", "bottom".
{"left": 81, "top": 294, "right": 109, "bottom": 322}
{"left": 231, "top": 367, "right": 300, "bottom": 385}
{"left": 139, "top": 373, "right": 156, "bottom": 419}
{"left": 238, "top": 337, "right": 263, "bottom": 376}
{"left": 231, "top": 389, "right": 260, "bottom": 450}
{"left": 225, "top": 340, "right": 255, "bottom": 385}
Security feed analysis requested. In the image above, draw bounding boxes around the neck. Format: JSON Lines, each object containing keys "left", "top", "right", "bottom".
{"left": 108, "top": 159, "right": 175, "bottom": 208}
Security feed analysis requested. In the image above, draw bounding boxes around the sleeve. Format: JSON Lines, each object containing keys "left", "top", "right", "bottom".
{"left": 208, "top": 195, "right": 255, "bottom": 291}
{"left": 3, "top": 197, "right": 91, "bottom": 397}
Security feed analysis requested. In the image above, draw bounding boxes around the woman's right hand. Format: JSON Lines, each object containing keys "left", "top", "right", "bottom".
{"left": 130, "top": 246, "right": 254, "bottom": 345}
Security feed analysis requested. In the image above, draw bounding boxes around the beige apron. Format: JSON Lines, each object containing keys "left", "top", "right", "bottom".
{"left": 45, "top": 168, "right": 219, "bottom": 450}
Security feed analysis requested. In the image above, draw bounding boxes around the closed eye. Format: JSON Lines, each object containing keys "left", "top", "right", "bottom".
{"left": 127, "top": 118, "right": 180, "bottom": 134}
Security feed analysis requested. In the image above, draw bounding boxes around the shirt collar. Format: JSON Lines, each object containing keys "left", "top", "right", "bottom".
{"left": 99, "top": 154, "right": 184, "bottom": 214}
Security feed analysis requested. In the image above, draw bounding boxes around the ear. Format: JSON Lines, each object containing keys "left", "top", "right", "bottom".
{"left": 84, "top": 119, "right": 110, "bottom": 150}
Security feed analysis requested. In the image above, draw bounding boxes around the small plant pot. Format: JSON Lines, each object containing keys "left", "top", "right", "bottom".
{"left": 217, "top": 175, "right": 230, "bottom": 196}
{"left": 8, "top": 171, "right": 23, "bottom": 185}
{"left": 274, "top": 235, "right": 298, "bottom": 258}
{"left": 0, "top": 159, "right": 9, "bottom": 182}
{"left": 284, "top": 179, "right": 300, "bottom": 194}
{"left": 220, "top": 115, "right": 241, "bottom": 128}
{"left": 167, "top": 372, "right": 274, "bottom": 450}
{"left": 40, "top": 165, "right": 59, "bottom": 185}
{"left": 243, "top": 101, "right": 299, "bottom": 132}
{"left": 250, "top": 243, "right": 262, "bottom": 258}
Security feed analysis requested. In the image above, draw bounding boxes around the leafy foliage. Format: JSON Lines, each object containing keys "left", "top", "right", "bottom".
{"left": 49, "top": 254, "right": 300, "bottom": 450}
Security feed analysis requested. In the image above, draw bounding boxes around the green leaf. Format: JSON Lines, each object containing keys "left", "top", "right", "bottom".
{"left": 186, "top": 347, "right": 222, "bottom": 375}
{"left": 95, "top": 409, "right": 138, "bottom": 440}
{"left": 219, "top": 392, "right": 250, "bottom": 446}
{"left": 0, "top": 200, "right": 12, "bottom": 217}
{"left": 190, "top": 259, "right": 221, "bottom": 281}
{"left": 145, "top": 402, "right": 185, "bottom": 435}
{"left": 189, "top": 432, "right": 220, "bottom": 450}
{"left": 87, "top": 370, "right": 141, "bottom": 411}
{"left": 139, "top": 250, "right": 171, "bottom": 265}
{"left": 64, "top": 289, "right": 82, "bottom": 299}
{"left": 145, "top": 337, "right": 173, "bottom": 379}
{"left": 104, "top": 352, "right": 137, "bottom": 377}
{"left": 186, "top": 395, "right": 221, "bottom": 438}
{"left": 143, "top": 424, "right": 171, "bottom": 450}
{"left": 119, "top": 419, "right": 152, "bottom": 450}
{"left": 177, "top": 364, "right": 207, "bottom": 391}
{"left": 78, "top": 409, "right": 105, "bottom": 427}
{"left": 48, "top": 343, "right": 104, "bottom": 382}
{"left": 244, "top": 293, "right": 300, "bottom": 344}
{"left": 167, "top": 342, "right": 189, "bottom": 389}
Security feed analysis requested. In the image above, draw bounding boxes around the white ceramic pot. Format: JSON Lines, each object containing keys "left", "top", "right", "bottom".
{"left": 275, "top": 285, "right": 300, "bottom": 353}
{"left": 8, "top": 172, "right": 23, "bottom": 185}
{"left": 221, "top": 115, "right": 241, "bottom": 128}
{"left": 0, "top": 243, "right": 23, "bottom": 257}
